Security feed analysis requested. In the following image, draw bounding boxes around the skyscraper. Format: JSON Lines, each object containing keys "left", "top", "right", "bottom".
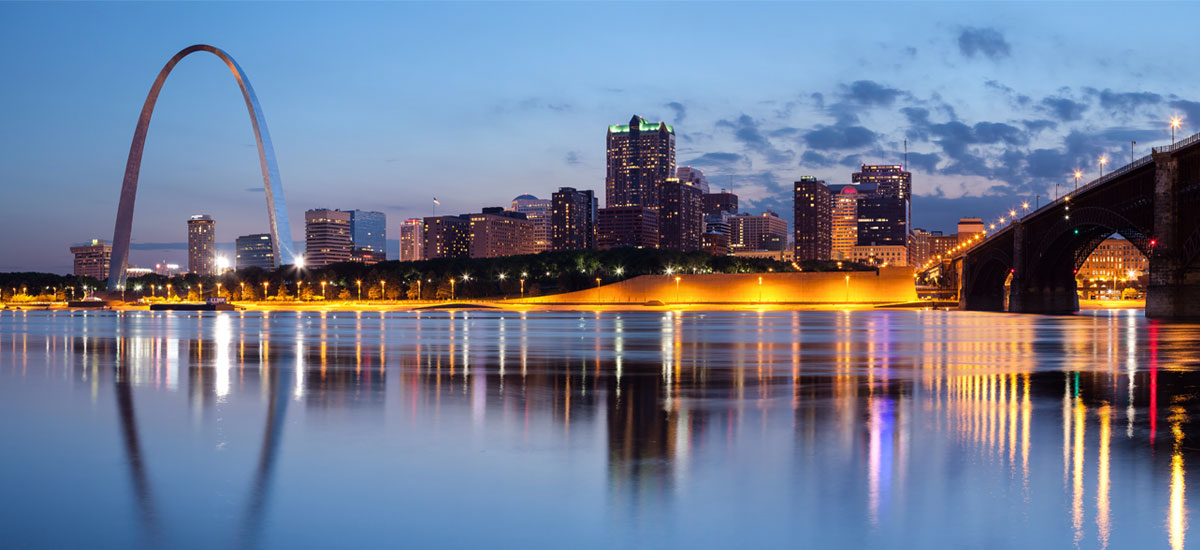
{"left": 235, "top": 233, "right": 275, "bottom": 270}
{"left": 702, "top": 191, "right": 739, "bottom": 217}
{"left": 346, "top": 210, "right": 386, "bottom": 262}
{"left": 606, "top": 114, "right": 675, "bottom": 212}
{"left": 658, "top": 178, "right": 703, "bottom": 251}
{"left": 597, "top": 207, "right": 658, "bottom": 249}
{"left": 830, "top": 185, "right": 859, "bottom": 260}
{"left": 399, "top": 218, "right": 424, "bottom": 262}
{"left": 511, "top": 194, "right": 553, "bottom": 252}
{"left": 422, "top": 215, "right": 470, "bottom": 259}
{"left": 469, "top": 208, "right": 535, "bottom": 258}
{"left": 792, "top": 177, "right": 832, "bottom": 261}
{"left": 551, "top": 187, "right": 597, "bottom": 251}
{"left": 304, "top": 209, "right": 353, "bottom": 267}
{"left": 70, "top": 239, "right": 112, "bottom": 280}
{"left": 187, "top": 214, "right": 215, "bottom": 275}
{"left": 675, "top": 166, "right": 710, "bottom": 194}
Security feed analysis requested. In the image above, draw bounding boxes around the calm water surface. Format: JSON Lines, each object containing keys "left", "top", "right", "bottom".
{"left": 1, "top": 308, "right": 1197, "bottom": 549}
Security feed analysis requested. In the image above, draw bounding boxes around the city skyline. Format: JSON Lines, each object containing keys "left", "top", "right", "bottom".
{"left": 3, "top": 2, "right": 1200, "bottom": 272}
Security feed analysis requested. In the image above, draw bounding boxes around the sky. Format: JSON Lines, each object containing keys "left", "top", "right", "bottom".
{"left": 2, "top": 1, "right": 1198, "bottom": 273}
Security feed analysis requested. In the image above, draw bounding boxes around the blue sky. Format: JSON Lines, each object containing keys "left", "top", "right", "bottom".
{"left": 1, "top": 1, "right": 1197, "bottom": 273}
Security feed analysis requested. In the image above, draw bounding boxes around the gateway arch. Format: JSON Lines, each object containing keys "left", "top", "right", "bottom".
{"left": 107, "top": 44, "right": 295, "bottom": 291}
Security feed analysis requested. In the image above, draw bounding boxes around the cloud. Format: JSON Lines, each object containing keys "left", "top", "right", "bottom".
{"left": 564, "top": 151, "right": 582, "bottom": 165}
{"left": 905, "top": 152, "right": 940, "bottom": 173}
{"left": 1094, "top": 89, "right": 1162, "bottom": 112}
{"left": 683, "top": 152, "right": 744, "bottom": 168}
{"left": 1021, "top": 119, "right": 1058, "bottom": 134}
{"left": 493, "top": 97, "right": 572, "bottom": 114}
{"left": 245, "top": 187, "right": 263, "bottom": 193}
{"left": 838, "top": 80, "right": 904, "bottom": 107}
{"left": 1041, "top": 96, "right": 1087, "bottom": 122}
{"left": 131, "top": 242, "right": 187, "bottom": 251}
{"left": 715, "top": 114, "right": 794, "bottom": 164}
{"left": 1170, "top": 100, "right": 1200, "bottom": 127}
{"left": 803, "top": 125, "right": 877, "bottom": 150}
{"left": 800, "top": 150, "right": 836, "bottom": 168}
{"left": 957, "top": 27, "right": 1011, "bottom": 60}
{"left": 664, "top": 101, "right": 687, "bottom": 124}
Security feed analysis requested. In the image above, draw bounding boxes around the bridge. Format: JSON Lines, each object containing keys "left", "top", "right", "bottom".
{"left": 932, "top": 130, "right": 1200, "bottom": 318}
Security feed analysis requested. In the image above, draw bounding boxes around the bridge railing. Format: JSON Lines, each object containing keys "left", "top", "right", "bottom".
{"left": 1154, "top": 130, "right": 1200, "bottom": 154}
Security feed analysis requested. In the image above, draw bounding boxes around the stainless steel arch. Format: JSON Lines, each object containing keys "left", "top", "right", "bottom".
{"left": 107, "top": 44, "right": 295, "bottom": 291}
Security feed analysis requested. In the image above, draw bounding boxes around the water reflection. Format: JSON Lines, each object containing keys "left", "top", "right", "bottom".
{"left": 0, "top": 309, "right": 1198, "bottom": 548}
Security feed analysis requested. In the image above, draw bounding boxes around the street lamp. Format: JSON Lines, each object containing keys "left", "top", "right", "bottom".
{"left": 380, "top": 280, "right": 386, "bottom": 301}
{"left": 674, "top": 276, "right": 681, "bottom": 303}
{"left": 1073, "top": 170, "right": 1081, "bottom": 191}
{"left": 216, "top": 282, "right": 222, "bottom": 298}
{"left": 1099, "top": 155, "right": 1108, "bottom": 177}
{"left": 262, "top": 281, "right": 269, "bottom": 299}
{"left": 166, "top": 283, "right": 172, "bottom": 300}
{"left": 321, "top": 281, "right": 327, "bottom": 299}
{"left": 239, "top": 281, "right": 245, "bottom": 301}
{"left": 519, "top": 276, "right": 525, "bottom": 297}
{"left": 758, "top": 276, "right": 763, "bottom": 303}
{"left": 356, "top": 280, "right": 362, "bottom": 301}
{"left": 1172, "top": 117, "right": 1182, "bottom": 146}
{"left": 450, "top": 278, "right": 455, "bottom": 300}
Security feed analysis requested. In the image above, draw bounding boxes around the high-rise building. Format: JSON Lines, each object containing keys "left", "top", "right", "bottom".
{"left": 345, "top": 210, "right": 386, "bottom": 261}
{"left": 304, "top": 209, "right": 353, "bottom": 267}
{"left": 511, "top": 194, "right": 553, "bottom": 252}
{"left": 422, "top": 215, "right": 471, "bottom": 259}
{"left": 551, "top": 187, "right": 597, "bottom": 251}
{"left": 853, "top": 164, "right": 911, "bottom": 200}
{"left": 853, "top": 164, "right": 910, "bottom": 252}
{"left": 399, "top": 218, "right": 424, "bottom": 262}
{"left": 658, "top": 178, "right": 703, "bottom": 251}
{"left": 957, "top": 218, "right": 985, "bottom": 243}
{"left": 187, "top": 214, "right": 215, "bottom": 275}
{"left": 606, "top": 115, "right": 675, "bottom": 213}
{"left": 909, "top": 228, "right": 932, "bottom": 268}
{"left": 675, "top": 166, "right": 710, "bottom": 194}
{"left": 469, "top": 208, "right": 535, "bottom": 258}
{"left": 70, "top": 239, "right": 112, "bottom": 280}
{"left": 793, "top": 177, "right": 833, "bottom": 261}
{"left": 729, "top": 211, "right": 787, "bottom": 251}
{"left": 597, "top": 207, "right": 659, "bottom": 249}
{"left": 830, "top": 185, "right": 860, "bottom": 260}
{"left": 235, "top": 234, "right": 275, "bottom": 270}
{"left": 702, "top": 191, "right": 739, "bottom": 217}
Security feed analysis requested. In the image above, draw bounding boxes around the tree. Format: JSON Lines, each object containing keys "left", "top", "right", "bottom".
{"left": 337, "top": 288, "right": 352, "bottom": 301}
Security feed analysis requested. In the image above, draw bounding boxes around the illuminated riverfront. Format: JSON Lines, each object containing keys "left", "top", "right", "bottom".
{"left": 1, "top": 308, "right": 1197, "bottom": 548}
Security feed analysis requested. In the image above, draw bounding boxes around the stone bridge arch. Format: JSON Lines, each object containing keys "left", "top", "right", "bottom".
{"left": 961, "top": 245, "right": 1013, "bottom": 311}
{"left": 107, "top": 45, "right": 295, "bottom": 291}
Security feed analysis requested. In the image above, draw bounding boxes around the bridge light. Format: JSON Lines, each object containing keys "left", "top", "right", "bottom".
{"left": 1151, "top": 239, "right": 1158, "bottom": 246}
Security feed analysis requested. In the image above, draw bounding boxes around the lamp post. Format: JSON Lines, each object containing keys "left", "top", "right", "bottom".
{"left": 1172, "top": 117, "right": 1182, "bottom": 146}
{"left": 758, "top": 276, "right": 763, "bottom": 303}
{"left": 1099, "top": 155, "right": 1108, "bottom": 177}
{"left": 166, "top": 283, "right": 172, "bottom": 301}
{"left": 380, "top": 280, "right": 386, "bottom": 301}
{"left": 674, "top": 276, "right": 681, "bottom": 303}
{"left": 216, "top": 282, "right": 222, "bottom": 299}
{"left": 450, "top": 278, "right": 455, "bottom": 300}
{"left": 519, "top": 276, "right": 525, "bottom": 297}
{"left": 198, "top": 283, "right": 203, "bottom": 300}
{"left": 321, "top": 281, "right": 327, "bottom": 300}
{"left": 416, "top": 279, "right": 421, "bottom": 301}
{"left": 356, "top": 280, "right": 362, "bottom": 301}
{"left": 845, "top": 274, "right": 850, "bottom": 303}
{"left": 239, "top": 281, "right": 245, "bottom": 301}
{"left": 262, "top": 281, "right": 269, "bottom": 300}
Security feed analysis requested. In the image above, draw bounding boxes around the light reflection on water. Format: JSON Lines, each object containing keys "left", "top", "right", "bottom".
{"left": 0, "top": 308, "right": 1197, "bottom": 549}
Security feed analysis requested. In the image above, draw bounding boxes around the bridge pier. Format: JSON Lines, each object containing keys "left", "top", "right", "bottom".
{"left": 1144, "top": 152, "right": 1200, "bottom": 318}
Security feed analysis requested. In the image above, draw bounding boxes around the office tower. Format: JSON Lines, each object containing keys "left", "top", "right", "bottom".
{"left": 70, "top": 239, "right": 112, "bottom": 280}
{"left": 422, "top": 215, "right": 471, "bottom": 259}
{"left": 675, "top": 166, "right": 710, "bottom": 194}
{"left": 792, "top": 177, "right": 833, "bottom": 261}
{"left": 597, "top": 207, "right": 659, "bottom": 249}
{"left": 187, "top": 214, "right": 215, "bottom": 275}
{"left": 235, "top": 234, "right": 275, "bottom": 270}
{"left": 551, "top": 187, "right": 597, "bottom": 251}
{"left": 345, "top": 210, "right": 386, "bottom": 262}
{"left": 606, "top": 114, "right": 675, "bottom": 212}
{"left": 658, "top": 178, "right": 703, "bottom": 251}
{"left": 399, "top": 218, "right": 424, "bottom": 262}
{"left": 469, "top": 207, "right": 535, "bottom": 258}
{"left": 830, "top": 185, "right": 860, "bottom": 260}
{"left": 909, "top": 228, "right": 931, "bottom": 268}
{"left": 702, "top": 191, "right": 739, "bottom": 217}
{"left": 853, "top": 164, "right": 911, "bottom": 199}
{"left": 856, "top": 195, "right": 907, "bottom": 246}
{"left": 957, "top": 218, "right": 985, "bottom": 243}
{"left": 729, "top": 211, "right": 787, "bottom": 251}
{"left": 853, "top": 164, "right": 911, "bottom": 246}
{"left": 304, "top": 209, "right": 353, "bottom": 267}
{"left": 511, "top": 194, "right": 553, "bottom": 252}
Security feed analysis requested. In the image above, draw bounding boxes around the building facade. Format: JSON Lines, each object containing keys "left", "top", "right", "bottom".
{"left": 398, "top": 218, "right": 424, "bottom": 262}
{"left": 930, "top": 232, "right": 957, "bottom": 260}
{"left": 304, "top": 209, "right": 353, "bottom": 267}
{"left": 675, "top": 166, "right": 710, "bottom": 194}
{"left": 511, "top": 194, "right": 553, "bottom": 253}
{"left": 235, "top": 233, "right": 275, "bottom": 270}
{"left": 957, "top": 218, "right": 985, "bottom": 244}
{"left": 847, "top": 245, "right": 908, "bottom": 267}
{"left": 346, "top": 210, "right": 386, "bottom": 261}
{"left": 606, "top": 115, "right": 675, "bottom": 212}
{"left": 70, "top": 239, "right": 112, "bottom": 280}
{"left": 469, "top": 208, "right": 535, "bottom": 258}
{"left": 908, "top": 228, "right": 932, "bottom": 268}
{"left": 422, "top": 215, "right": 471, "bottom": 259}
{"left": 597, "top": 207, "right": 658, "bottom": 249}
{"left": 1077, "top": 238, "right": 1148, "bottom": 281}
{"left": 793, "top": 177, "right": 833, "bottom": 261}
{"left": 551, "top": 187, "right": 597, "bottom": 251}
{"left": 658, "top": 178, "right": 703, "bottom": 251}
{"left": 187, "top": 214, "right": 215, "bottom": 276}
{"left": 702, "top": 191, "right": 739, "bottom": 217}
{"left": 730, "top": 211, "right": 788, "bottom": 251}
{"left": 857, "top": 195, "right": 907, "bottom": 248}
{"left": 830, "top": 185, "right": 859, "bottom": 260}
